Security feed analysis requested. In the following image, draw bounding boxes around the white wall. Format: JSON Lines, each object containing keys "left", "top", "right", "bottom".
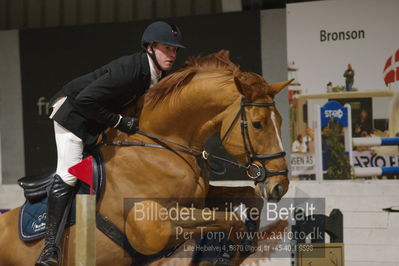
{"left": 261, "top": 9, "right": 291, "bottom": 165}
{"left": 0, "top": 185, "right": 24, "bottom": 210}
{"left": 373, "top": 97, "right": 392, "bottom": 119}
{"left": 0, "top": 30, "right": 25, "bottom": 184}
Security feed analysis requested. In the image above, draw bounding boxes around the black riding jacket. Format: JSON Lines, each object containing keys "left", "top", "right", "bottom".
{"left": 50, "top": 51, "right": 153, "bottom": 145}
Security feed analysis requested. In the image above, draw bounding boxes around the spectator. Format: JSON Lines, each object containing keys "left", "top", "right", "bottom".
{"left": 326, "top": 81, "right": 333, "bottom": 93}
{"left": 343, "top": 64, "right": 355, "bottom": 91}
{"left": 292, "top": 134, "right": 307, "bottom": 153}
{"left": 355, "top": 109, "right": 372, "bottom": 134}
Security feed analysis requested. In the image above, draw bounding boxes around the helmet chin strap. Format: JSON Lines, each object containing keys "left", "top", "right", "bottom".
{"left": 147, "top": 45, "right": 165, "bottom": 73}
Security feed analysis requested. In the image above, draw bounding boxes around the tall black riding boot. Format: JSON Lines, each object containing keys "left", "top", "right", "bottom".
{"left": 35, "top": 175, "right": 75, "bottom": 266}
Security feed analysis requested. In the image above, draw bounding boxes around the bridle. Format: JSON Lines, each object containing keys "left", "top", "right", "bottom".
{"left": 216, "top": 96, "right": 288, "bottom": 183}
{"left": 102, "top": 96, "right": 288, "bottom": 184}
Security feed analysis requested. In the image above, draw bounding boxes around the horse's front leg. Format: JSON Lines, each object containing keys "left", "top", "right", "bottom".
{"left": 206, "top": 185, "right": 264, "bottom": 239}
{"left": 123, "top": 200, "right": 246, "bottom": 256}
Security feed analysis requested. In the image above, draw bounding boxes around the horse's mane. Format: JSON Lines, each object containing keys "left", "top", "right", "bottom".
{"left": 145, "top": 50, "right": 239, "bottom": 104}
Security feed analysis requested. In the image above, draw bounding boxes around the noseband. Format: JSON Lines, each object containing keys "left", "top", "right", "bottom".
{"left": 102, "top": 96, "right": 288, "bottom": 184}
{"left": 216, "top": 96, "right": 288, "bottom": 183}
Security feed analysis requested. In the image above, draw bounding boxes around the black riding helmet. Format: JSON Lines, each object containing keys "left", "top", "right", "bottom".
{"left": 141, "top": 21, "right": 185, "bottom": 71}
{"left": 141, "top": 21, "right": 185, "bottom": 49}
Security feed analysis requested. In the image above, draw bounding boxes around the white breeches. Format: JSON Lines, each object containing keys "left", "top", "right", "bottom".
{"left": 54, "top": 121, "right": 83, "bottom": 186}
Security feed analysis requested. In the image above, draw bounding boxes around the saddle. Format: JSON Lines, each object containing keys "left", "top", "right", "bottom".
{"left": 17, "top": 149, "right": 105, "bottom": 242}
{"left": 18, "top": 150, "right": 105, "bottom": 202}
{"left": 17, "top": 172, "right": 54, "bottom": 203}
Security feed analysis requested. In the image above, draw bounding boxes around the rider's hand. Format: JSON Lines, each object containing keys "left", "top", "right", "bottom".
{"left": 116, "top": 116, "right": 139, "bottom": 134}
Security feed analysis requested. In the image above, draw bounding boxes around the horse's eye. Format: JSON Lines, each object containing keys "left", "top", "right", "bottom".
{"left": 252, "top": 121, "right": 262, "bottom": 129}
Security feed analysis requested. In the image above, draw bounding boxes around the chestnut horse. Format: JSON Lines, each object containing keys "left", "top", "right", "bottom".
{"left": 0, "top": 50, "right": 291, "bottom": 265}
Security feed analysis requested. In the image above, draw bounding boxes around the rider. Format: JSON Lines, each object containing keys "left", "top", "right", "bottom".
{"left": 35, "top": 21, "right": 185, "bottom": 266}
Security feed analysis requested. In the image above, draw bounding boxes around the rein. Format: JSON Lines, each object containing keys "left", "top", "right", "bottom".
{"left": 102, "top": 96, "right": 287, "bottom": 184}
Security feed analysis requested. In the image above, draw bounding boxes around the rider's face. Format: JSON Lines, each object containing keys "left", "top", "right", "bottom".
{"left": 147, "top": 43, "right": 177, "bottom": 72}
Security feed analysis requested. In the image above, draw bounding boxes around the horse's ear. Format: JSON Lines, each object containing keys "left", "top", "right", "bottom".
{"left": 218, "top": 50, "right": 230, "bottom": 59}
{"left": 268, "top": 79, "right": 294, "bottom": 96}
{"left": 234, "top": 72, "right": 245, "bottom": 95}
{"left": 234, "top": 72, "right": 264, "bottom": 101}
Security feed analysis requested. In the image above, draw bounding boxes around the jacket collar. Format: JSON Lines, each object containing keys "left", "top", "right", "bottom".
{"left": 141, "top": 51, "right": 151, "bottom": 81}
{"left": 146, "top": 54, "right": 162, "bottom": 87}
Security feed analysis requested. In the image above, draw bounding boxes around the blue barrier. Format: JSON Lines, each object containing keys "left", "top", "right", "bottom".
{"left": 353, "top": 137, "right": 399, "bottom": 177}
{"left": 353, "top": 137, "right": 399, "bottom": 147}
{"left": 354, "top": 166, "right": 399, "bottom": 177}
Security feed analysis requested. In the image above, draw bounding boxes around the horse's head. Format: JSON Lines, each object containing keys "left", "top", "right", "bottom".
{"left": 220, "top": 71, "right": 292, "bottom": 201}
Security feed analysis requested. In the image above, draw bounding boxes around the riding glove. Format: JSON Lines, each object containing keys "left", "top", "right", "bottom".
{"left": 116, "top": 116, "right": 139, "bottom": 134}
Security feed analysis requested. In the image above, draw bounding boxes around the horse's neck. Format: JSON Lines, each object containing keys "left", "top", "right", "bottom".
{"left": 140, "top": 77, "right": 239, "bottom": 148}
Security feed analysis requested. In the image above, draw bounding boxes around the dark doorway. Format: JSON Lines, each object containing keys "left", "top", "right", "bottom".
{"left": 332, "top": 98, "right": 372, "bottom": 135}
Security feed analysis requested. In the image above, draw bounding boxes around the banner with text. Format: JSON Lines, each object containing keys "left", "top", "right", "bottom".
{"left": 287, "top": 0, "right": 399, "bottom": 179}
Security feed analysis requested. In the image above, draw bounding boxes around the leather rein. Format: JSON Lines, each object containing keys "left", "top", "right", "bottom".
{"left": 102, "top": 96, "right": 288, "bottom": 184}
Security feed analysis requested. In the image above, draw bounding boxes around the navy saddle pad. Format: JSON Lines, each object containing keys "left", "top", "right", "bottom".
{"left": 18, "top": 197, "right": 48, "bottom": 241}
{"left": 18, "top": 197, "right": 77, "bottom": 242}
